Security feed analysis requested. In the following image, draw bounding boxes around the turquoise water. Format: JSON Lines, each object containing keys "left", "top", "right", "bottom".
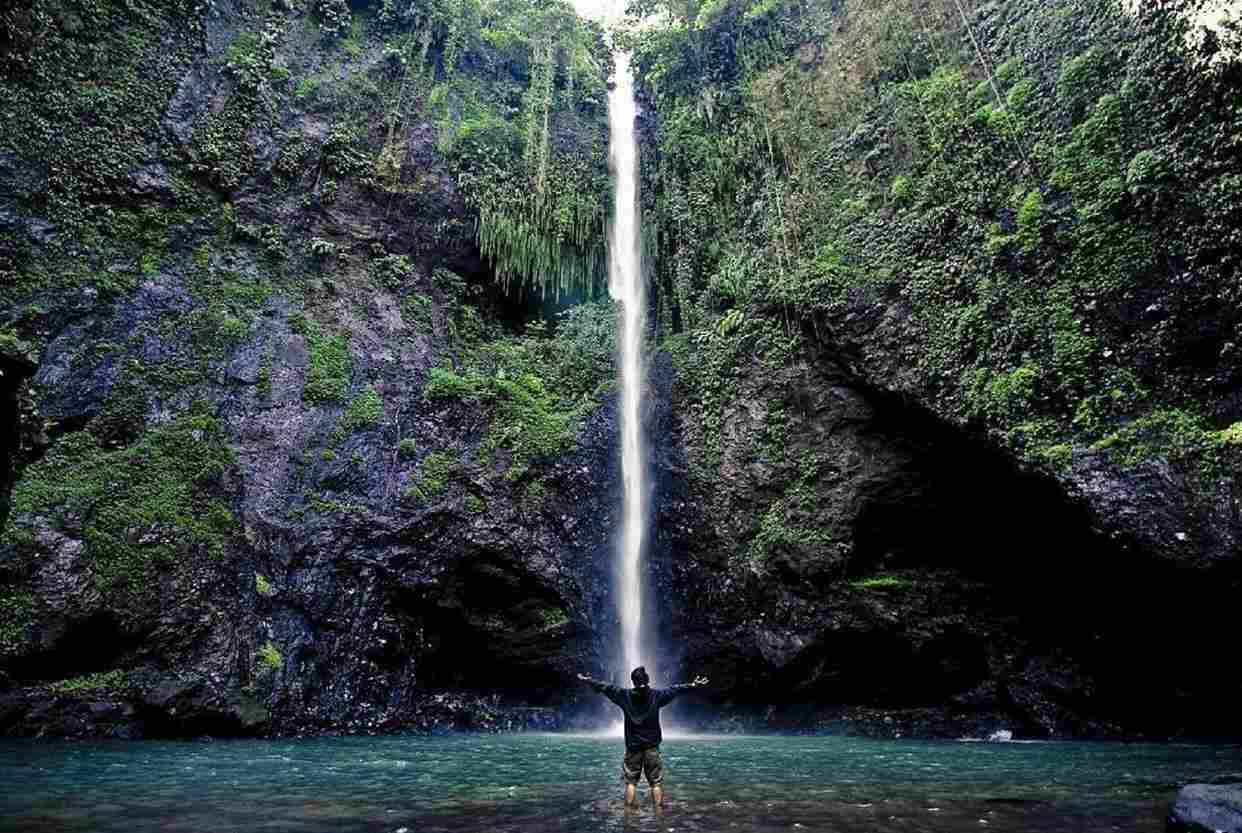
{"left": 2, "top": 734, "right": 1241, "bottom": 832}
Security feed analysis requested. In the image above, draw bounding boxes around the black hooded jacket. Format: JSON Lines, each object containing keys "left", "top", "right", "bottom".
{"left": 588, "top": 681, "right": 694, "bottom": 750}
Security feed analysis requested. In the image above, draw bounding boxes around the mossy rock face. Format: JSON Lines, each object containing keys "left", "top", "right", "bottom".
{"left": 630, "top": 0, "right": 1242, "bottom": 737}
{"left": 0, "top": 0, "right": 619, "bottom": 739}
{"left": 4, "top": 409, "right": 236, "bottom": 599}
{"left": 1, "top": 0, "right": 1241, "bottom": 741}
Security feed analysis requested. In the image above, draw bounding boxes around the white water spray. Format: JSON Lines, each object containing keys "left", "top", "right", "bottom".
{"left": 607, "top": 52, "right": 648, "bottom": 679}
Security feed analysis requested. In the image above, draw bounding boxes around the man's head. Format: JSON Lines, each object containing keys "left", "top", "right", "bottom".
{"left": 630, "top": 666, "right": 649, "bottom": 689}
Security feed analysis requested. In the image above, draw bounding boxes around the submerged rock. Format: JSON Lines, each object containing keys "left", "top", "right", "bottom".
{"left": 1168, "top": 784, "right": 1242, "bottom": 833}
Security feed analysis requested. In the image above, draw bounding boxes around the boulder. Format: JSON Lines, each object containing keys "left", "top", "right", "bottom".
{"left": 1168, "top": 784, "right": 1242, "bottom": 833}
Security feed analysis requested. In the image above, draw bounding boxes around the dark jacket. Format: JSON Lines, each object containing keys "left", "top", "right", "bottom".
{"left": 589, "top": 681, "right": 693, "bottom": 750}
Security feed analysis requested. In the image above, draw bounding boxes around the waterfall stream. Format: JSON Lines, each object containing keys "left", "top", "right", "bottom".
{"left": 607, "top": 52, "right": 648, "bottom": 679}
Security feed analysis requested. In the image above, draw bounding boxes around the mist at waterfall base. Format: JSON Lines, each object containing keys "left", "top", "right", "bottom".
{"left": 4, "top": 734, "right": 1242, "bottom": 833}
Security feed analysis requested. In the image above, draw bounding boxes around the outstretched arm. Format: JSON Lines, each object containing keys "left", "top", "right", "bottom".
{"left": 576, "top": 672, "right": 611, "bottom": 693}
{"left": 578, "top": 672, "right": 627, "bottom": 708}
{"left": 659, "top": 675, "right": 709, "bottom": 705}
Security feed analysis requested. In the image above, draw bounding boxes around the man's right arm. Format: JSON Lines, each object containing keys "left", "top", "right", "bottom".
{"left": 577, "top": 672, "right": 622, "bottom": 704}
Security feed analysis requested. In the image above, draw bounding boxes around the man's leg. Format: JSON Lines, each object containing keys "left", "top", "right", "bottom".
{"left": 622, "top": 750, "right": 641, "bottom": 807}
{"left": 646, "top": 748, "right": 665, "bottom": 807}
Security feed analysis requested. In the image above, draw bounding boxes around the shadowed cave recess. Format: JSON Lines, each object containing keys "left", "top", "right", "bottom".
{"left": 653, "top": 367, "right": 1241, "bottom": 739}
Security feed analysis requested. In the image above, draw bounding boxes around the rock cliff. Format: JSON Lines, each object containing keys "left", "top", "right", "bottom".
{"left": 1, "top": 0, "right": 1239, "bottom": 740}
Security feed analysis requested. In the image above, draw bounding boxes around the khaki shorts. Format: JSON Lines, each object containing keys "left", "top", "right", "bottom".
{"left": 622, "top": 746, "right": 663, "bottom": 786}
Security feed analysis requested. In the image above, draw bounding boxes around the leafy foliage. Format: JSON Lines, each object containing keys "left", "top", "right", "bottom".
{"left": 632, "top": 0, "right": 1242, "bottom": 479}
{"left": 423, "top": 301, "right": 616, "bottom": 469}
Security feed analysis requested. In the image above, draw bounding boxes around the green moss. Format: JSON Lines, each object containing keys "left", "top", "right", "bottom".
{"left": 1090, "top": 409, "right": 1224, "bottom": 472}
{"left": 538, "top": 607, "right": 569, "bottom": 629}
{"left": 402, "top": 293, "right": 433, "bottom": 332}
{"left": 1016, "top": 189, "right": 1044, "bottom": 250}
{"left": 0, "top": 592, "right": 35, "bottom": 656}
{"left": 47, "top": 670, "right": 130, "bottom": 696}
{"left": 850, "top": 575, "right": 913, "bottom": 591}
{"left": 256, "top": 641, "right": 283, "bottom": 675}
{"left": 977, "top": 366, "right": 1040, "bottom": 422}
{"left": 1221, "top": 422, "right": 1242, "bottom": 446}
{"left": 2, "top": 407, "right": 236, "bottom": 606}
{"left": 343, "top": 386, "right": 383, "bottom": 431}
{"left": 465, "top": 494, "right": 485, "bottom": 514}
{"left": 219, "top": 316, "right": 250, "bottom": 343}
{"left": 0, "top": 0, "right": 197, "bottom": 229}
{"left": 1034, "top": 443, "right": 1074, "bottom": 470}
{"left": 193, "top": 243, "right": 213, "bottom": 270}
{"left": 745, "top": 459, "right": 834, "bottom": 572}
{"left": 294, "top": 76, "right": 320, "bottom": 99}
{"left": 398, "top": 438, "right": 419, "bottom": 459}
{"left": 522, "top": 478, "right": 548, "bottom": 510}
{"left": 406, "top": 452, "right": 457, "bottom": 502}
{"left": 300, "top": 319, "right": 353, "bottom": 405}
{"left": 256, "top": 359, "right": 272, "bottom": 400}
{"left": 255, "top": 573, "right": 276, "bottom": 597}
{"left": 0, "top": 328, "right": 36, "bottom": 362}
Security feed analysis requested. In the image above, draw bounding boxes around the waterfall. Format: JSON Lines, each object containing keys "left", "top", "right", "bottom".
{"left": 607, "top": 52, "right": 648, "bottom": 679}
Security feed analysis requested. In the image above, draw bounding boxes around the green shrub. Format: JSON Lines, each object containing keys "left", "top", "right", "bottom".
{"left": 889, "top": 175, "right": 912, "bottom": 202}
{"left": 398, "top": 438, "right": 419, "bottom": 459}
{"left": 1006, "top": 78, "right": 1036, "bottom": 111}
{"left": 1125, "top": 149, "right": 1167, "bottom": 194}
{"left": 1057, "top": 48, "right": 1111, "bottom": 117}
{"left": 371, "top": 253, "right": 416, "bottom": 289}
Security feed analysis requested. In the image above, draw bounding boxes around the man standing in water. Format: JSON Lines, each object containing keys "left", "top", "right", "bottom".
{"left": 578, "top": 666, "right": 709, "bottom": 808}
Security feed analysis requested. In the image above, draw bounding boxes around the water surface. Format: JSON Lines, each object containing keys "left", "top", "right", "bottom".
{"left": 2, "top": 733, "right": 1240, "bottom": 832}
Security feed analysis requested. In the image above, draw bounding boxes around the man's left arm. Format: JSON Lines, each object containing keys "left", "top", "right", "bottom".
{"left": 658, "top": 675, "right": 709, "bottom": 706}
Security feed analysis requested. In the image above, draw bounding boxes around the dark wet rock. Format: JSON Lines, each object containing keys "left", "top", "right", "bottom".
{"left": 1168, "top": 784, "right": 1242, "bottom": 833}
{"left": 126, "top": 164, "right": 177, "bottom": 201}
